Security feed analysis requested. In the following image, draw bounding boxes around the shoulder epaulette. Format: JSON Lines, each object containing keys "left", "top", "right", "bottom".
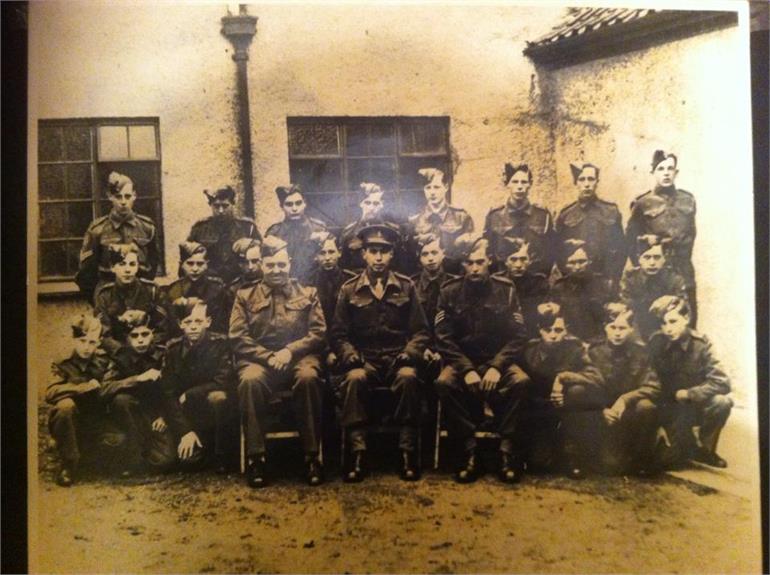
{"left": 139, "top": 278, "right": 157, "bottom": 285}
{"left": 490, "top": 274, "right": 514, "bottom": 286}
{"left": 166, "top": 336, "right": 184, "bottom": 348}
{"left": 265, "top": 222, "right": 281, "bottom": 235}
{"left": 135, "top": 213, "right": 156, "bottom": 225}
{"left": 88, "top": 215, "right": 110, "bottom": 228}
{"left": 676, "top": 188, "right": 694, "bottom": 198}
{"left": 530, "top": 202, "right": 549, "bottom": 212}
{"left": 441, "top": 276, "right": 464, "bottom": 289}
{"left": 308, "top": 217, "right": 326, "bottom": 227}
{"left": 206, "top": 275, "right": 225, "bottom": 286}
{"left": 393, "top": 271, "right": 413, "bottom": 283}
{"left": 208, "top": 332, "right": 227, "bottom": 341}
{"left": 487, "top": 205, "right": 505, "bottom": 215}
{"left": 341, "top": 273, "right": 362, "bottom": 287}
{"left": 689, "top": 330, "right": 707, "bottom": 341}
{"left": 559, "top": 200, "right": 579, "bottom": 213}
{"left": 596, "top": 197, "right": 619, "bottom": 208}
{"left": 342, "top": 269, "right": 357, "bottom": 279}
{"left": 190, "top": 217, "right": 210, "bottom": 228}
{"left": 632, "top": 190, "right": 654, "bottom": 203}
{"left": 95, "top": 282, "right": 115, "bottom": 297}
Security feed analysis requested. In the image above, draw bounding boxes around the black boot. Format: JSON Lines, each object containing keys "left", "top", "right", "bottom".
{"left": 246, "top": 456, "right": 267, "bottom": 489}
{"left": 692, "top": 447, "right": 728, "bottom": 468}
{"left": 56, "top": 462, "right": 76, "bottom": 487}
{"left": 306, "top": 457, "right": 324, "bottom": 486}
{"left": 499, "top": 452, "right": 523, "bottom": 484}
{"left": 344, "top": 450, "right": 366, "bottom": 483}
{"left": 400, "top": 450, "right": 420, "bottom": 481}
{"left": 455, "top": 450, "right": 478, "bottom": 484}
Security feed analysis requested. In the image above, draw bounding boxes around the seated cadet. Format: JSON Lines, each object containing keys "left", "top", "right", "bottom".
{"left": 94, "top": 243, "right": 167, "bottom": 354}
{"left": 550, "top": 239, "right": 614, "bottom": 344}
{"left": 589, "top": 303, "right": 661, "bottom": 475}
{"left": 518, "top": 303, "right": 604, "bottom": 479}
{"left": 227, "top": 237, "right": 263, "bottom": 297}
{"left": 647, "top": 295, "right": 732, "bottom": 468}
{"left": 554, "top": 163, "right": 625, "bottom": 287}
{"left": 483, "top": 162, "right": 555, "bottom": 277}
{"left": 46, "top": 313, "right": 110, "bottom": 486}
{"left": 492, "top": 237, "right": 550, "bottom": 340}
{"left": 265, "top": 184, "right": 327, "bottom": 284}
{"left": 229, "top": 236, "right": 327, "bottom": 488}
{"left": 163, "top": 242, "right": 229, "bottom": 335}
{"left": 331, "top": 223, "right": 430, "bottom": 483}
{"left": 187, "top": 185, "right": 262, "bottom": 284}
{"left": 76, "top": 171, "right": 160, "bottom": 302}
{"left": 434, "top": 235, "right": 529, "bottom": 484}
{"left": 161, "top": 298, "right": 235, "bottom": 473}
{"left": 407, "top": 167, "right": 474, "bottom": 275}
{"left": 620, "top": 234, "right": 688, "bottom": 341}
{"left": 101, "top": 310, "right": 176, "bottom": 474}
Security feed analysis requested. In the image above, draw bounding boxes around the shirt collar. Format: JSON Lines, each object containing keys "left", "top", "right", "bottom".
{"left": 109, "top": 210, "right": 137, "bottom": 228}
{"left": 261, "top": 281, "right": 292, "bottom": 298}
{"left": 666, "top": 331, "right": 692, "bottom": 352}
{"left": 425, "top": 203, "right": 449, "bottom": 220}
{"left": 355, "top": 270, "right": 400, "bottom": 295}
{"left": 506, "top": 199, "right": 531, "bottom": 215}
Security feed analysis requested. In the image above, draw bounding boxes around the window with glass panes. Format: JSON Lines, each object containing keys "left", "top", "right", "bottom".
{"left": 38, "top": 119, "right": 164, "bottom": 281}
{"left": 287, "top": 117, "right": 451, "bottom": 230}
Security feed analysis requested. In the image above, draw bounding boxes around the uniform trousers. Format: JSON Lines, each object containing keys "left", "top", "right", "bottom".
{"left": 48, "top": 394, "right": 104, "bottom": 467}
{"left": 600, "top": 399, "right": 658, "bottom": 472}
{"left": 657, "top": 394, "right": 732, "bottom": 465}
{"left": 177, "top": 385, "right": 232, "bottom": 458}
{"left": 238, "top": 355, "right": 323, "bottom": 458}
{"left": 109, "top": 391, "right": 176, "bottom": 469}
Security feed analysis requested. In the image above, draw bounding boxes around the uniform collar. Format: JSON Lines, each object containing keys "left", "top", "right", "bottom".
{"left": 355, "top": 270, "right": 401, "bottom": 295}
{"left": 260, "top": 280, "right": 293, "bottom": 298}
{"left": 425, "top": 203, "right": 449, "bottom": 221}
{"left": 109, "top": 210, "right": 137, "bottom": 229}
{"left": 666, "top": 331, "right": 692, "bottom": 352}
{"left": 418, "top": 268, "right": 444, "bottom": 289}
{"left": 654, "top": 184, "right": 677, "bottom": 197}
{"left": 577, "top": 195, "right": 597, "bottom": 208}
{"left": 506, "top": 199, "right": 531, "bottom": 215}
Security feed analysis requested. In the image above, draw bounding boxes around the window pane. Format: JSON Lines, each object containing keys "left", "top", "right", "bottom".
{"left": 68, "top": 202, "right": 94, "bottom": 236}
{"left": 98, "top": 126, "right": 129, "bottom": 160}
{"left": 39, "top": 204, "right": 68, "bottom": 239}
{"left": 134, "top": 198, "right": 160, "bottom": 224}
{"left": 345, "top": 124, "right": 369, "bottom": 157}
{"left": 40, "top": 241, "right": 69, "bottom": 277}
{"left": 347, "top": 158, "right": 397, "bottom": 192}
{"left": 398, "top": 156, "right": 451, "bottom": 192}
{"left": 66, "top": 163, "right": 93, "bottom": 198}
{"left": 289, "top": 159, "right": 343, "bottom": 193}
{"left": 288, "top": 124, "right": 340, "bottom": 157}
{"left": 369, "top": 123, "right": 396, "bottom": 156}
{"left": 129, "top": 125, "right": 157, "bottom": 159}
{"left": 64, "top": 126, "right": 92, "bottom": 161}
{"left": 97, "top": 162, "right": 160, "bottom": 197}
{"left": 67, "top": 241, "right": 82, "bottom": 276}
{"left": 393, "top": 188, "right": 425, "bottom": 220}
{"left": 398, "top": 122, "right": 447, "bottom": 155}
{"left": 39, "top": 164, "right": 66, "bottom": 200}
{"left": 39, "top": 126, "right": 64, "bottom": 162}
{"left": 305, "top": 192, "right": 355, "bottom": 228}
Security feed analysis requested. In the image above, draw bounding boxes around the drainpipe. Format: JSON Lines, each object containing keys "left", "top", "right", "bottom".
{"left": 221, "top": 5, "right": 258, "bottom": 218}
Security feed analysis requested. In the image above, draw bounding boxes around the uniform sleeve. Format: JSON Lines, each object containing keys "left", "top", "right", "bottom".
{"left": 158, "top": 353, "right": 193, "bottom": 436}
{"left": 99, "top": 360, "right": 141, "bottom": 401}
{"left": 619, "top": 268, "right": 634, "bottom": 304}
{"left": 625, "top": 200, "right": 643, "bottom": 267}
{"left": 45, "top": 363, "right": 92, "bottom": 404}
{"left": 489, "top": 287, "right": 528, "bottom": 373}
{"left": 202, "top": 340, "right": 235, "bottom": 395}
{"left": 330, "top": 288, "right": 360, "bottom": 365}
{"left": 482, "top": 211, "right": 497, "bottom": 259}
{"left": 285, "top": 290, "right": 326, "bottom": 357}
{"left": 402, "top": 284, "right": 430, "bottom": 360}
{"left": 619, "top": 358, "right": 662, "bottom": 405}
{"left": 228, "top": 291, "right": 273, "bottom": 364}
{"left": 560, "top": 345, "right": 605, "bottom": 389}
{"left": 434, "top": 290, "right": 475, "bottom": 375}
{"left": 75, "top": 227, "right": 100, "bottom": 301}
{"left": 146, "top": 224, "right": 160, "bottom": 279}
{"left": 93, "top": 291, "right": 122, "bottom": 355}
{"left": 606, "top": 210, "right": 627, "bottom": 284}
{"left": 687, "top": 339, "right": 731, "bottom": 403}
{"left": 540, "top": 210, "right": 557, "bottom": 275}
{"left": 462, "top": 211, "right": 475, "bottom": 235}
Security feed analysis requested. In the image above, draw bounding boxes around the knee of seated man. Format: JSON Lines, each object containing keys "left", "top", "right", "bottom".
{"left": 564, "top": 384, "right": 587, "bottom": 401}
{"left": 54, "top": 397, "right": 77, "bottom": 415}
{"left": 395, "top": 366, "right": 418, "bottom": 381}
{"left": 294, "top": 362, "right": 321, "bottom": 387}
{"left": 708, "top": 394, "right": 733, "bottom": 412}
{"left": 206, "top": 390, "right": 228, "bottom": 406}
{"left": 345, "top": 367, "right": 369, "bottom": 385}
{"left": 434, "top": 367, "right": 456, "bottom": 393}
{"left": 238, "top": 364, "right": 268, "bottom": 390}
{"left": 504, "top": 364, "right": 531, "bottom": 386}
{"left": 634, "top": 398, "right": 657, "bottom": 415}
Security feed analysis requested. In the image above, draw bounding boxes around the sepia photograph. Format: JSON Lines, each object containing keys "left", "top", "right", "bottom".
{"left": 26, "top": 0, "right": 764, "bottom": 572}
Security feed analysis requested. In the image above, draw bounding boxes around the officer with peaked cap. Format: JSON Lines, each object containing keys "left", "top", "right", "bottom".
{"left": 331, "top": 222, "right": 430, "bottom": 482}
{"left": 187, "top": 186, "right": 262, "bottom": 285}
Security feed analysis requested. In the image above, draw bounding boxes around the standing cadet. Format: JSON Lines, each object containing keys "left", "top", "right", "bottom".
{"left": 162, "top": 242, "right": 229, "bottom": 335}
{"left": 265, "top": 184, "right": 327, "bottom": 284}
{"left": 407, "top": 168, "right": 474, "bottom": 274}
{"left": 647, "top": 296, "right": 732, "bottom": 468}
{"left": 434, "top": 236, "right": 529, "bottom": 483}
{"left": 620, "top": 234, "right": 688, "bottom": 341}
{"left": 76, "top": 172, "right": 160, "bottom": 302}
{"left": 230, "top": 236, "right": 327, "bottom": 488}
{"left": 626, "top": 151, "right": 698, "bottom": 325}
{"left": 46, "top": 314, "right": 110, "bottom": 486}
{"left": 554, "top": 163, "right": 625, "bottom": 287}
{"left": 484, "top": 163, "right": 555, "bottom": 277}
{"left": 187, "top": 186, "right": 262, "bottom": 285}
{"left": 331, "top": 223, "right": 430, "bottom": 482}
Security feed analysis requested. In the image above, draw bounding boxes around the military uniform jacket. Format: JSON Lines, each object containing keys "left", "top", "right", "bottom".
{"left": 625, "top": 187, "right": 696, "bottom": 286}
{"left": 588, "top": 340, "right": 661, "bottom": 406}
{"left": 521, "top": 336, "right": 604, "bottom": 397}
{"left": 331, "top": 271, "right": 429, "bottom": 365}
{"left": 162, "top": 275, "right": 229, "bottom": 335}
{"left": 187, "top": 216, "right": 262, "bottom": 284}
{"left": 94, "top": 279, "right": 168, "bottom": 352}
{"left": 307, "top": 267, "right": 357, "bottom": 335}
{"left": 76, "top": 210, "right": 160, "bottom": 297}
{"left": 265, "top": 216, "right": 327, "bottom": 283}
{"left": 555, "top": 197, "right": 625, "bottom": 282}
{"left": 619, "top": 266, "right": 688, "bottom": 340}
{"left": 410, "top": 269, "right": 458, "bottom": 336}
{"left": 483, "top": 200, "right": 555, "bottom": 276}
{"left": 408, "top": 205, "right": 474, "bottom": 267}
{"left": 159, "top": 332, "right": 234, "bottom": 436}
{"left": 46, "top": 350, "right": 110, "bottom": 405}
{"left": 434, "top": 275, "right": 527, "bottom": 375}
{"left": 229, "top": 279, "right": 326, "bottom": 370}
{"left": 493, "top": 270, "right": 550, "bottom": 339}
{"left": 647, "top": 330, "right": 731, "bottom": 404}
{"left": 550, "top": 271, "right": 615, "bottom": 344}
{"left": 101, "top": 345, "right": 165, "bottom": 403}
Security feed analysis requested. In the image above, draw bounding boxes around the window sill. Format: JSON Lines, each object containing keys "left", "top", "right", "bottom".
{"left": 37, "top": 281, "right": 81, "bottom": 299}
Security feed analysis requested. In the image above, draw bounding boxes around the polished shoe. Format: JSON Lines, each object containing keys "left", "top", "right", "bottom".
{"left": 692, "top": 448, "right": 728, "bottom": 468}
{"left": 246, "top": 456, "right": 267, "bottom": 489}
{"left": 499, "top": 453, "right": 522, "bottom": 484}
{"left": 306, "top": 458, "right": 324, "bottom": 486}
{"left": 400, "top": 450, "right": 420, "bottom": 481}
{"left": 56, "top": 464, "right": 75, "bottom": 487}
{"left": 455, "top": 451, "right": 478, "bottom": 484}
{"left": 344, "top": 450, "right": 366, "bottom": 483}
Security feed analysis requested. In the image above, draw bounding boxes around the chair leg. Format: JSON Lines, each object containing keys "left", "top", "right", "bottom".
{"left": 434, "top": 400, "right": 442, "bottom": 470}
{"left": 319, "top": 438, "right": 324, "bottom": 465}
{"left": 240, "top": 423, "right": 245, "bottom": 474}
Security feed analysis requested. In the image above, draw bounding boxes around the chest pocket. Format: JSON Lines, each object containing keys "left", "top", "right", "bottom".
{"left": 527, "top": 220, "right": 547, "bottom": 236}
{"left": 440, "top": 220, "right": 464, "bottom": 234}
{"left": 248, "top": 297, "right": 271, "bottom": 316}
{"left": 562, "top": 209, "right": 585, "bottom": 228}
{"left": 285, "top": 296, "right": 311, "bottom": 313}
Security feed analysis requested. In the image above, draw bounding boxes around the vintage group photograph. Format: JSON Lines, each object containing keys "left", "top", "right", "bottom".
{"left": 26, "top": 1, "right": 763, "bottom": 573}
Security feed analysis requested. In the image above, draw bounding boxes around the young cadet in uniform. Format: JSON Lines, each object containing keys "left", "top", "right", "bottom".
{"left": 554, "top": 163, "right": 625, "bottom": 287}
{"left": 484, "top": 163, "right": 555, "bottom": 277}
{"left": 434, "top": 235, "right": 529, "bottom": 484}
{"left": 94, "top": 243, "right": 167, "bottom": 354}
{"left": 492, "top": 237, "right": 550, "bottom": 340}
{"left": 162, "top": 242, "right": 229, "bottom": 335}
{"left": 620, "top": 234, "right": 688, "bottom": 341}
{"left": 647, "top": 296, "right": 732, "bottom": 468}
{"left": 187, "top": 186, "right": 262, "bottom": 284}
{"left": 229, "top": 236, "right": 327, "bottom": 488}
{"left": 407, "top": 168, "right": 474, "bottom": 274}
{"left": 101, "top": 310, "right": 176, "bottom": 473}
{"left": 161, "top": 298, "right": 235, "bottom": 473}
{"left": 517, "top": 303, "right": 604, "bottom": 479}
{"left": 76, "top": 172, "right": 160, "bottom": 302}
{"left": 46, "top": 314, "right": 110, "bottom": 486}
{"left": 227, "top": 237, "right": 263, "bottom": 297}
{"left": 265, "top": 184, "right": 327, "bottom": 284}
{"left": 589, "top": 303, "right": 661, "bottom": 475}
{"left": 626, "top": 151, "right": 698, "bottom": 325}
{"left": 331, "top": 223, "right": 430, "bottom": 482}
{"left": 550, "top": 239, "right": 614, "bottom": 345}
